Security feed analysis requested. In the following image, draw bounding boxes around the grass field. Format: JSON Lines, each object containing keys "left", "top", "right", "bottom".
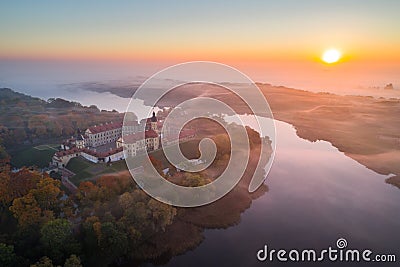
{"left": 67, "top": 156, "right": 129, "bottom": 185}
{"left": 151, "top": 140, "right": 200, "bottom": 166}
{"left": 10, "top": 144, "right": 60, "bottom": 168}
{"left": 66, "top": 156, "right": 95, "bottom": 173}
{"left": 65, "top": 140, "right": 201, "bottom": 186}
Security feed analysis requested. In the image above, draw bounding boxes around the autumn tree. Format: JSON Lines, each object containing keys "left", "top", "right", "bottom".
{"left": 147, "top": 199, "right": 176, "bottom": 232}
{"left": 246, "top": 126, "right": 261, "bottom": 149}
{"left": 97, "top": 175, "right": 134, "bottom": 200}
{"left": 31, "top": 177, "right": 62, "bottom": 211}
{"left": 119, "top": 190, "right": 176, "bottom": 238}
{"left": 28, "top": 115, "right": 48, "bottom": 137}
{"left": 31, "top": 256, "right": 54, "bottom": 267}
{"left": 9, "top": 175, "right": 63, "bottom": 228}
{"left": 0, "top": 169, "right": 42, "bottom": 207}
{"left": 213, "top": 134, "right": 231, "bottom": 157}
{"left": 0, "top": 172, "right": 11, "bottom": 207}
{"left": 63, "top": 255, "right": 82, "bottom": 267}
{"left": 181, "top": 173, "right": 211, "bottom": 187}
{"left": 9, "top": 169, "right": 42, "bottom": 199}
{"left": 9, "top": 193, "right": 49, "bottom": 227}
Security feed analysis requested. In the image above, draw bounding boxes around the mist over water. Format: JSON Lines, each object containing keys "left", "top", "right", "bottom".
{"left": 1, "top": 60, "right": 399, "bottom": 111}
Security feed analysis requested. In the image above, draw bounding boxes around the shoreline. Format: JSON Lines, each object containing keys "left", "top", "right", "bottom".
{"left": 3, "top": 84, "right": 399, "bottom": 189}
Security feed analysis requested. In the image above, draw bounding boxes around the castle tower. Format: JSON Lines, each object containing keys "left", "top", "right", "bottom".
{"left": 150, "top": 111, "right": 158, "bottom": 133}
{"left": 75, "top": 128, "right": 85, "bottom": 149}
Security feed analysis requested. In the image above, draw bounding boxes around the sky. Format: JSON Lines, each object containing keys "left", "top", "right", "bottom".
{"left": 0, "top": 0, "right": 399, "bottom": 94}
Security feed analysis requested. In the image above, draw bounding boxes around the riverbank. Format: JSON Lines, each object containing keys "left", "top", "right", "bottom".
{"left": 257, "top": 84, "right": 400, "bottom": 189}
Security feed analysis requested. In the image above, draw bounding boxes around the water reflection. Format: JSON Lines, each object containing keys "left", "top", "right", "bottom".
{"left": 152, "top": 120, "right": 400, "bottom": 267}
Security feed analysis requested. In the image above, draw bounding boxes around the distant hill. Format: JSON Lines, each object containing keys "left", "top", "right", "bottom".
{"left": 0, "top": 88, "right": 44, "bottom": 103}
{"left": 0, "top": 88, "right": 122, "bottom": 148}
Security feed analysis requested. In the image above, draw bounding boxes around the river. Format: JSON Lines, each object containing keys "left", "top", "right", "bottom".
{"left": 147, "top": 119, "right": 400, "bottom": 267}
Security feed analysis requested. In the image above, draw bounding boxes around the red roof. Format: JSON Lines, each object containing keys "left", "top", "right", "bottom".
{"left": 145, "top": 129, "right": 158, "bottom": 138}
{"left": 55, "top": 147, "right": 81, "bottom": 157}
{"left": 120, "top": 130, "right": 159, "bottom": 144}
{"left": 55, "top": 145, "right": 124, "bottom": 159}
{"left": 120, "top": 132, "right": 143, "bottom": 143}
{"left": 90, "top": 147, "right": 123, "bottom": 158}
{"left": 87, "top": 121, "right": 122, "bottom": 134}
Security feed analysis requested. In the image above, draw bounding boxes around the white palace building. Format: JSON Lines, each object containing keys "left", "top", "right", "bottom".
{"left": 52, "top": 112, "right": 195, "bottom": 168}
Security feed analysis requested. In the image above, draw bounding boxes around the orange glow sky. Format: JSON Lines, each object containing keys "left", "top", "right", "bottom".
{"left": 0, "top": 1, "right": 399, "bottom": 92}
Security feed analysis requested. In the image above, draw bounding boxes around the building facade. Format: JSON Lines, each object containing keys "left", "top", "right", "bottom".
{"left": 52, "top": 112, "right": 195, "bottom": 170}
{"left": 116, "top": 129, "right": 159, "bottom": 157}
{"left": 85, "top": 121, "right": 122, "bottom": 147}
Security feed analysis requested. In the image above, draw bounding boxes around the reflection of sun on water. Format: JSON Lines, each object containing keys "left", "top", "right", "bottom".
{"left": 322, "top": 49, "right": 341, "bottom": 64}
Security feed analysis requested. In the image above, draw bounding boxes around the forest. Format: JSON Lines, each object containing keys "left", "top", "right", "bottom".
{"left": 0, "top": 168, "right": 177, "bottom": 266}
{"left": 0, "top": 88, "right": 122, "bottom": 148}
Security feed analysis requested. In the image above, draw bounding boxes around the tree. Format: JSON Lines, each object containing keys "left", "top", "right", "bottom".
{"left": 0, "top": 243, "right": 16, "bottom": 267}
{"left": 118, "top": 192, "right": 134, "bottom": 210}
{"left": 76, "top": 181, "right": 97, "bottom": 203}
{"left": 213, "top": 134, "right": 231, "bottom": 157}
{"left": 0, "top": 172, "right": 11, "bottom": 206}
{"left": 246, "top": 126, "right": 261, "bottom": 149}
{"left": 9, "top": 175, "right": 62, "bottom": 228}
{"left": 1, "top": 169, "right": 42, "bottom": 206}
{"left": 119, "top": 190, "right": 176, "bottom": 238}
{"left": 182, "top": 173, "right": 211, "bottom": 187}
{"left": 89, "top": 105, "right": 100, "bottom": 112}
{"left": 97, "top": 222, "right": 128, "bottom": 259}
{"left": 9, "top": 193, "right": 48, "bottom": 227}
{"left": 0, "top": 144, "right": 9, "bottom": 160}
{"left": 40, "top": 219, "right": 80, "bottom": 264}
{"left": 28, "top": 115, "right": 48, "bottom": 137}
{"left": 12, "top": 128, "right": 27, "bottom": 144}
{"left": 97, "top": 175, "right": 132, "bottom": 199}
{"left": 63, "top": 255, "right": 82, "bottom": 267}
{"left": 81, "top": 217, "right": 101, "bottom": 256}
{"left": 31, "top": 177, "right": 62, "bottom": 211}
{"left": 30, "top": 256, "right": 54, "bottom": 267}
{"left": 46, "top": 121, "right": 62, "bottom": 137}
{"left": 147, "top": 199, "right": 176, "bottom": 232}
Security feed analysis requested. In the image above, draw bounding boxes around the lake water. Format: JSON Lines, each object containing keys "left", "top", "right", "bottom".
{"left": 149, "top": 120, "right": 400, "bottom": 267}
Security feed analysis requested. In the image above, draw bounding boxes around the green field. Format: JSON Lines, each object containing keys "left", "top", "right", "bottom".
{"left": 65, "top": 140, "right": 201, "bottom": 186}
{"left": 10, "top": 144, "right": 60, "bottom": 168}
{"left": 67, "top": 156, "right": 129, "bottom": 185}
{"left": 151, "top": 140, "right": 200, "bottom": 166}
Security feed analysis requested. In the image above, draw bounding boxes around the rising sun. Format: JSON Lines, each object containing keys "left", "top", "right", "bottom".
{"left": 322, "top": 49, "right": 341, "bottom": 64}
